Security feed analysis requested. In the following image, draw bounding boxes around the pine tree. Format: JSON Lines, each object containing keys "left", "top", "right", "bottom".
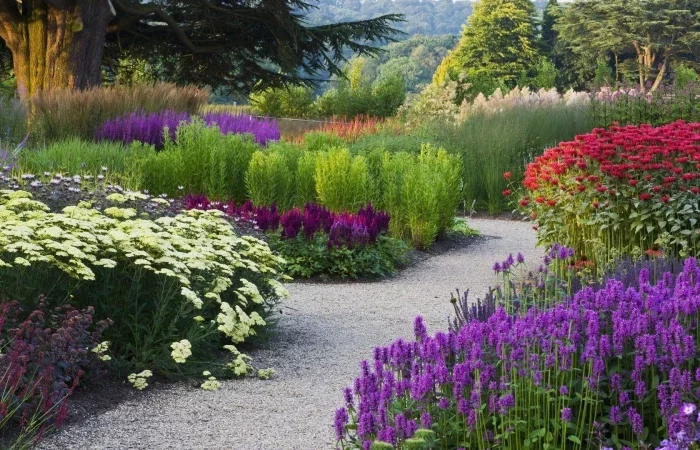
{"left": 432, "top": 0, "right": 540, "bottom": 96}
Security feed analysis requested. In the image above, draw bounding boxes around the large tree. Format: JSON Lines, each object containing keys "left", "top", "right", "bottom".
{"left": 0, "top": 0, "right": 400, "bottom": 97}
{"left": 432, "top": 0, "right": 540, "bottom": 95}
{"left": 556, "top": 0, "right": 700, "bottom": 92}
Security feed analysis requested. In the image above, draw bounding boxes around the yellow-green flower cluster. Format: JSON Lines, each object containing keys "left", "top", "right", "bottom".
{"left": 170, "top": 339, "right": 192, "bottom": 364}
{"left": 200, "top": 371, "right": 221, "bottom": 391}
{"left": 0, "top": 190, "right": 287, "bottom": 378}
{"left": 128, "top": 370, "right": 153, "bottom": 390}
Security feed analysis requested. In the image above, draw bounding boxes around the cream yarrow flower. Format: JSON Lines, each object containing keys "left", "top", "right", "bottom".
{"left": 200, "top": 371, "right": 221, "bottom": 391}
{"left": 170, "top": 339, "right": 192, "bottom": 363}
{"left": 91, "top": 341, "right": 112, "bottom": 361}
{"left": 127, "top": 370, "right": 153, "bottom": 390}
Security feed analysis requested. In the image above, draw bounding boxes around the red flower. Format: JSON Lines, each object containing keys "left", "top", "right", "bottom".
{"left": 535, "top": 196, "right": 546, "bottom": 204}
{"left": 503, "top": 172, "right": 512, "bottom": 180}
{"left": 502, "top": 189, "right": 512, "bottom": 197}
{"left": 592, "top": 201, "right": 600, "bottom": 208}
{"left": 519, "top": 198, "right": 530, "bottom": 207}
{"left": 661, "top": 195, "right": 670, "bottom": 203}
{"left": 692, "top": 187, "right": 700, "bottom": 194}
{"left": 629, "top": 179, "right": 639, "bottom": 186}
{"left": 652, "top": 186, "right": 662, "bottom": 193}
{"left": 596, "top": 185, "right": 607, "bottom": 193}
{"left": 546, "top": 199, "right": 557, "bottom": 207}
{"left": 639, "top": 193, "right": 652, "bottom": 201}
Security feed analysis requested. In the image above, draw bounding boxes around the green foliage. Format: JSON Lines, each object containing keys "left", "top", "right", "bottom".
{"left": 271, "top": 234, "right": 408, "bottom": 280}
{"left": 246, "top": 152, "right": 294, "bottom": 210}
{"left": 435, "top": 0, "right": 541, "bottom": 99}
{"left": 674, "top": 62, "right": 699, "bottom": 89}
{"left": 139, "top": 120, "right": 259, "bottom": 201}
{"left": 17, "top": 138, "right": 150, "bottom": 187}
{"left": 295, "top": 151, "right": 318, "bottom": 206}
{"left": 349, "top": 133, "right": 427, "bottom": 155}
{"left": 0, "top": 190, "right": 287, "bottom": 377}
{"left": 315, "top": 58, "right": 407, "bottom": 118}
{"left": 315, "top": 148, "right": 371, "bottom": 212}
{"left": 381, "top": 146, "right": 462, "bottom": 248}
{"left": 556, "top": 0, "right": 700, "bottom": 91}
{"left": 249, "top": 85, "right": 316, "bottom": 118}
{"left": 303, "top": 132, "right": 346, "bottom": 152}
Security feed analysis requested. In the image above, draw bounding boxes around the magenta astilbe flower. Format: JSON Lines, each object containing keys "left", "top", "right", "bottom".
{"left": 280, "top": 208, "right": 303, "bottom": 239}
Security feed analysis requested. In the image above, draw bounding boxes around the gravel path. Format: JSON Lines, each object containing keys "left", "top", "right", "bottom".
{"left": 40, "top": 218, "right": 538, "bottom": 450}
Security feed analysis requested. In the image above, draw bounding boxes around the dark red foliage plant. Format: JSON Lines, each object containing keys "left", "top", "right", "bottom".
{"left": 0, "top": 297, "right": 110, "bottom": 445}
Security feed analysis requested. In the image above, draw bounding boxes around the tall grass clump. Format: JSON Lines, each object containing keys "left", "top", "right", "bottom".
{"left": 139, "top": 120, "right": 258, "bottom": 201}
{"left": 16, "top": 138, "right": 151, "bottom": 187}
{"left": 0, "top": 96, "right": 27, "bottom": 147}
{"left": 315, "top": 148, "right": 371, "bottom": 212}
{"left": 422, "top": 104, "right": 594, "bottom": 213}
{"left": 30, "top": 83, "right": 208, "bottom": 141}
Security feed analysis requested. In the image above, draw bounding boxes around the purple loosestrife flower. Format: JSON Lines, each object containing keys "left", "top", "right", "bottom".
{"left": 96, "top": 110, "right": 190, "bottom": 149}
{"left": 202, "top": 113, "right": 280, "bottom": 145}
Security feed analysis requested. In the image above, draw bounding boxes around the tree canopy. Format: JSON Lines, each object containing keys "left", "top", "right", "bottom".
{"left": 0, "top": 0, "right": 402, "bottom": 96}
{"left": 433, "top": 0, "right": 540, "bottom": 97}
{"left": 555, "top": 0, "right": 700, "bottom": 91}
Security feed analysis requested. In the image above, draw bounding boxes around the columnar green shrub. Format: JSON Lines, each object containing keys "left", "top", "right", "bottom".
{"left": 0, "top": 190, "right": 287, "bottom": 378}
{"left": 246, "top": 150, "right": 295, "bottom": 210}
{"left": 381, "top": 145, "right": 462, "bottom": 248}
{"left": 139, "top": 120, "right": 258, "bottom": 201}
{"left": 296, "top": 151, "right": 318, "bottom": 206}
{"left": 315, "top": 148, "right": 371, "bottom": 212}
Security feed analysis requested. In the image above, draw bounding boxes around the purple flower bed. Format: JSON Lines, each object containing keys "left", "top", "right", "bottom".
{"left": 335, "top": 256, "right": 700, "bottom": 449}
{"left": 95, "top": 111, "right": 280, "bottom": 148}
{"left": 183, "top": 195, "right": 390, "bottom": 248}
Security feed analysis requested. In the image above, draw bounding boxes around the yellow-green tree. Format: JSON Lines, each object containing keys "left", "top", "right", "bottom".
{"left": 433, "top": 0, "right": 540, "bottom": 97}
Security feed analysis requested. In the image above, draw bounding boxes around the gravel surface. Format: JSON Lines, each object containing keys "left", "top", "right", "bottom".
{"left": 39, "top": 218, "right": 538, "bottom": 450}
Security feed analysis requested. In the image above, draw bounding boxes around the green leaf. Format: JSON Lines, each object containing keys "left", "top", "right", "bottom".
{"left": 568, "top": 435, "right": 582, "bottom": 445}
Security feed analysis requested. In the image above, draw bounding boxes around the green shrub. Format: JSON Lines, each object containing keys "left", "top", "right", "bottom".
{"left": 271, "top": 234, "right": 408, "bottom": 279}
{"left": 30, "top": 83, "right": 208, "bottom": 141}
{"left": 315, "top": 148, "right": 371, "bottom": 212}
{"left": 139, "top": 120, "right": 259, "bottom": 201}
{"left": 246, "top": 150, "right": 295, "bottom": 210}
{"left": 17, "top": 138, "right": 150, "bottom": 187}
{"left": 0, "top": 190, "right": 286, "bottom": 378}
{"left": 303, "top": 131, "right": 345, "bottom": 152}
{"left": 380, "top": 146, "right": 462, "bottom": 248}
{"left": 296, "top": 151, "right": 318, "bottom": 206}
{"left": 249, "top": 85, "right": 316, "bottom": 118}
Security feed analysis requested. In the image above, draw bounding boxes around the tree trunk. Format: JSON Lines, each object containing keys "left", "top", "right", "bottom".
{"left": 2, "top": 0, "right": 113, "bottom": 99}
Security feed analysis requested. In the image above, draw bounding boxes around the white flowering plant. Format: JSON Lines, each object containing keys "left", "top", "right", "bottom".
{"left": 0, "top": 190, "right": 287, "bottom": 378}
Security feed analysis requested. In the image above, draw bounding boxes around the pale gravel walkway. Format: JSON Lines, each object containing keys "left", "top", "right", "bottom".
{"left": 39, "top": 218, "right": 538, "bottom": 450}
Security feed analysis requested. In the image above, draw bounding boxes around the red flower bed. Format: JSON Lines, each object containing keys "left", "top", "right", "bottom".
{"left": 517, "top": 121, "right": 700, "bottom": 264}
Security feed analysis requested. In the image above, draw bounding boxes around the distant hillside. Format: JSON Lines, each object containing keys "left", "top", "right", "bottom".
{"left": 305, "top": 0, "right": 550, "bottom": 36}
